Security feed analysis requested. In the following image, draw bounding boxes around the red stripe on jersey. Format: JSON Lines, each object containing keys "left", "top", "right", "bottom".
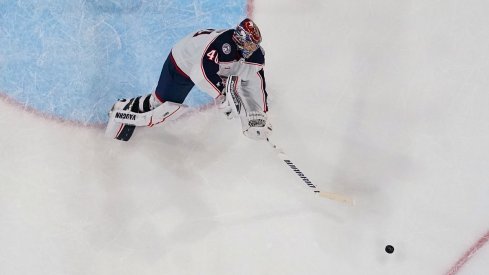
{"left": 170, "top": 52, "right": 190, "bottom": 79}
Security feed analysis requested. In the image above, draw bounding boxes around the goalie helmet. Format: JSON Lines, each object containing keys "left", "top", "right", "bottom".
{"left": 233, "top": 18, "right": 262, "bottom": 59}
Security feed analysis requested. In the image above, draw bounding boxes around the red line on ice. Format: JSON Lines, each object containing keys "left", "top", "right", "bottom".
{"left": 445, "top": 230, "right": 489, "bottom": 275}
{"left": 0, "top": 92, "right": 105, "bottom": 129}
{"left": 247, "top": 0, "right": 254, "bottom": 18}
{"left": 0, "top": 1, "right": 257, "bottom": 129}
{"left": 0, "top": 91, "right": 215, "bottom": 129}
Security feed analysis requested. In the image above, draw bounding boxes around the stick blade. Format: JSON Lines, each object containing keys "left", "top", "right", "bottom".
{"left": 318, "top": 191, "right": 355, "bottom": 205}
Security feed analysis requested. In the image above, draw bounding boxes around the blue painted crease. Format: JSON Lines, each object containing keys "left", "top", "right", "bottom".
{"left": 0, "top": 0, "right": 246, "bottom": 124}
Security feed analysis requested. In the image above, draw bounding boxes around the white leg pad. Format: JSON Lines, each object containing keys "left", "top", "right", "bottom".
{"left": 147, "top": 101, "right": 189, "bottom": 127}
{"left": 108, "top": 101, "right": 189, "bottom": 127}
{"left": 105, "top": 117, "right": 126, "bottom": 139}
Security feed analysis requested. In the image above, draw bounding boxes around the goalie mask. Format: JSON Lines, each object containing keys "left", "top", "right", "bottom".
{"left": 233, "top": 18, "right": 262, "bottom": 59}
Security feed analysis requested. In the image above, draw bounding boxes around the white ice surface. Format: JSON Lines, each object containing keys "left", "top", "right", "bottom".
{"left": 2, "top": 0, "right": 489, "bottom": 274}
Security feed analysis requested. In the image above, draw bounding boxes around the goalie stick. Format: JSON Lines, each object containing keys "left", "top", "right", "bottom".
{"left": 223, "top": 75, "right": 351, "bottom": 203}
{"left": 266, "top": 138, "right": 355, "bottom": 205}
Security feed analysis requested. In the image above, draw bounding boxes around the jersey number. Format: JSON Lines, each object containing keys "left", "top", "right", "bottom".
{"left": 206, "top": 50, "right": 219, "bottom": 64}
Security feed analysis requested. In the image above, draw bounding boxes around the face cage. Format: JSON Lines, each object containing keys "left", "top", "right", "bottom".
{"left": 236, "top": 38, "right": 259, "bottom": 58}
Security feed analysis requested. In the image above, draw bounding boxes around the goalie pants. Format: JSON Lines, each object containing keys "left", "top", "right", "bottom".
{"left": 154, "top": 52, "right": 195, "bottom": 104}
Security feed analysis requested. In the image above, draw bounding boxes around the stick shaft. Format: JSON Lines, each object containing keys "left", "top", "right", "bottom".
{"left": 267, "top": 138, "right": 354, "bottom": 205}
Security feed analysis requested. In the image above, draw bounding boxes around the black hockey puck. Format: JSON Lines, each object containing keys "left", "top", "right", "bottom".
{"left": 385, "top": 245, "right": 394, "bottom": 254}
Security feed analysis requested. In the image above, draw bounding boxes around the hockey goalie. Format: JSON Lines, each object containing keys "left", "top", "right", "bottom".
{"left": 105, "top": 18, "right": 272, "bottom": 141}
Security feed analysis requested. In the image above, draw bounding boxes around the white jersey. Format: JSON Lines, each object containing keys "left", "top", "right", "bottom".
{"left": 171, "top": 28, "right": 268, "bottom": 113}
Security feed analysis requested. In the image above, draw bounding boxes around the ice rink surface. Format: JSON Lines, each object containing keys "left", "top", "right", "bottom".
{"left": 0, "top": 0, "right": 246, "bottom": 124}
{"left": 1, "top": 0, "right": 489, "bottom": 274}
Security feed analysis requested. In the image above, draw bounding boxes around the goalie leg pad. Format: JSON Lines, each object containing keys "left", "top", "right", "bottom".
{"left": 147, "top": 101, "right": 188, "bottom": 127}
{"left": 105, "top": 97, "right": 140, "bottom": 141}
{"left": 105, "top": 99, "right": 190, "bottom": 141}
{"left": 224, "top": 75, "right": 242, "bottom": 116}
{"left": 109, "top": 101, "right": 188, "bottom": 127}
{"left": 114, "top": 124, "right": 136, "bottom": 141}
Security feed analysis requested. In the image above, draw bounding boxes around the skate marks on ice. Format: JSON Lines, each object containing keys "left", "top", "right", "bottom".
{"left": 0, "top": 99, "right": 223, "bottom": 273}
{"left": 0, "top": 0, "right": 247, "bottom": 125}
